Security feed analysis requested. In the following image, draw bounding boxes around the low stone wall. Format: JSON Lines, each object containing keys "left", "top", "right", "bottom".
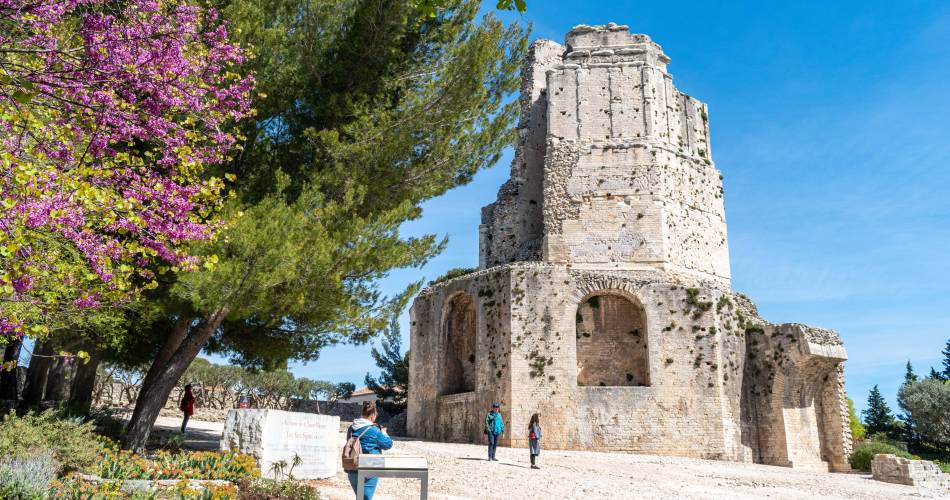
{"left": 871, "top": 454, "right": 950, "bottom": 492}
{"left": 291, "top": 399, "right": 402, "bottom": 426}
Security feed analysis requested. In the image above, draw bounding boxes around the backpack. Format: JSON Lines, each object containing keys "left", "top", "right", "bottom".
{"left": 341, "top": 426, "right": 372, "bottom": 471}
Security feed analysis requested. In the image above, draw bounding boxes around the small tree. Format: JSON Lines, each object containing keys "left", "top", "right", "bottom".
{"left": 941, "top": 339, "right": 950, "bottom": 381}
{"left": 848, "top": 398, "right": 866, "bottom": 441}
{"left": 365, "top": 318, "right": 409, "bottom": 411}
{"left": 904, "top": 361, "right": 918, "bottom": 384}
{"left": 863, "top": 385, "right": 897, "bottom": 437}
{"left": 898, "top": 378, "right": 950, "bottom": 449}
{"left": 898, "top": 361, "right": 920, "bottom": 445}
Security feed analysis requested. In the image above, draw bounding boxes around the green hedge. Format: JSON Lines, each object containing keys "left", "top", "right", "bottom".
{"left": 849, "top": 440, "right": 914, "bottom": 472}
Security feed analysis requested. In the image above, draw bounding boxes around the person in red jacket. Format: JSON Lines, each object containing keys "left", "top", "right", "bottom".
{"left": 179, "top": 384, "right": 195, "bottom": 433}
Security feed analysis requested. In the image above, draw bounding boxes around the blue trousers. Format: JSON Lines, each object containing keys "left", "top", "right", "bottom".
{"left": 347, "top": 471, "right": 378, "bottom": 499}
{"left": 487, "top": 432, "right": 500, "bottom": 460}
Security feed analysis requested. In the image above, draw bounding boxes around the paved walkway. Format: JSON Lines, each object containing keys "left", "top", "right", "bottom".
{"left": 157, "top": 418, "right": 934, "bottom": 499}
{"left": 151, "top": 416, "right": 224, "bottom": 451}
{"left": 306, "top": 437, "right": 932, "bottom": 500}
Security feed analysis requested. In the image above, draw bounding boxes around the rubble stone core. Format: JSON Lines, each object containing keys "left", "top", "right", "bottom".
{"left": 408, "top": 23, "right": 852, "bottom": 472}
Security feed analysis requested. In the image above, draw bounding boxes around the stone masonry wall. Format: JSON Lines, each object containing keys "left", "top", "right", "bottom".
{"left": 575, "top": 294, "right": 649, "bottom": 387}
{"left": 409, "top": 23, "right": 851, "bottom": 472}
{"left": 540, "top": 24, "right": 730, "bottom": 284}
{"left": 408, "top": 267, "right": 514, "bottom": 445}
{"left": 480, "top": 40, "right": 564, "bottom": 267}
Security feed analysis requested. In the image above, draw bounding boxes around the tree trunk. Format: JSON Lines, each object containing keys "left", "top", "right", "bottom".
{"left": 67, "top": 350, "right": 101, "bottom": 413}
{"left": 123, "top": 309, "right": 227, "bottom": 451}
{"left": 44, "top": 355, "right": 71, "bottom": 402}
{"left": 0, "top": 338, "right": 22, "bottom": 401}
{"left": 23, "top": 340, "right": 54, "bottom": 405}
{"left": 138, "top": 316, "right": 192, "bottom": 398}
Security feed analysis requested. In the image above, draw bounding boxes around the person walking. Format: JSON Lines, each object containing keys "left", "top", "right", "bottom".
{"left": 346, "top": 401, "right": 393, "bottom": 500}
{"left": 528, "top": 413, "right": 542, "bottom": 469}
{"left": 179, "top": 384, "right": 195, "bottom": 433}
{"left": 484, "top": 402, "right": 504, "bottom": 461}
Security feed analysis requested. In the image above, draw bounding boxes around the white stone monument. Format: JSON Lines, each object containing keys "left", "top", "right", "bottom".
{"left": 220, "top": 409, "right": 340, "bottom": 479}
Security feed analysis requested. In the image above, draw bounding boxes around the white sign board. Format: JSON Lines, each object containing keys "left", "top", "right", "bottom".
{"left": 358, "top": 455, "right": 428, "bottom": 470}
{"left": 221, "top": 409, "right": 340, "bottom": 479}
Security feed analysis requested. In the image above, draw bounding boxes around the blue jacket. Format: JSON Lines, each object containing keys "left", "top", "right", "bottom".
{"left": 350, "top": 419, "right": 393, "bottom": 455}
{"left": 485, "top": 411, "right": 504, "bottom": 435}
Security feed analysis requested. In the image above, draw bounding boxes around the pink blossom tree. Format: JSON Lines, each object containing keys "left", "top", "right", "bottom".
{"left": 0, "top": 0, "right": 253, "bottom": 342}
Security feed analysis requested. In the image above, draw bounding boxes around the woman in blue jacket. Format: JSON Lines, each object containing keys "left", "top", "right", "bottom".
{"left": 347, "top": 401, "right": 393, "bottom": 499}
{"left": 485, "top": 402, "right": 504, "bottom": 461}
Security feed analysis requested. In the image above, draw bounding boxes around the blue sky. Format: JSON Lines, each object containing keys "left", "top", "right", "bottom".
{"left": 279, "top": 1, "right": 950, "bottom": 415}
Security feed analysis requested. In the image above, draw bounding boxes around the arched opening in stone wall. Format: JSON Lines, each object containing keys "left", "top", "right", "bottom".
{"left": 439, "top": 293, "right": 477, "bottom": 396}
{"left": 575, "top": 292, "right": 649, "bottom": 387}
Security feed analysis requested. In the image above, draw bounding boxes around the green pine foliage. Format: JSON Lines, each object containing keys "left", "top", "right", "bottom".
{"left": 897, "top": 360, "right": 920, "bottom": 445}
{"left": 862, "top": 385, "right": 898, "bottom": 437}
{"left": 942, "top": 339, "right": 950, "bottom": 381}
{"left": 167, "top": 0, "right": 529, "bottom": 367}
{"left": 365, "top": 318, "right": 410, "bottom": 410}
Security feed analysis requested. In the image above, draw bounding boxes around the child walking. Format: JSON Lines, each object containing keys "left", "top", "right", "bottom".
{"left": 528, "top": 413, "right": 542, "bottom": 469}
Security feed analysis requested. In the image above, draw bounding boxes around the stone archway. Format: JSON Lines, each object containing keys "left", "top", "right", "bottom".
{"left": 575, "top": 292, "right": 649, "bottom": 387}
{"left": 439, "top": 292, "right": 477, "bottom": 396}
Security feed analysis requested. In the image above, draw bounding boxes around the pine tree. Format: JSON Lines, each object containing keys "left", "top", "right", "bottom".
{"left": 121, "top": 0, "right": 528, "bottom": 450}
{"left": 365, "top": 318, "right": 410, "bottom": 411}
{"left": 941, "top": 338, "right": 950, "bottom": 381}
{"left": 928, "top": 367, "right": 942, "bottom": 380}
{"left": 863, "top": 385, "right": 897, "bottom": 437}
{"left": 898, "top": 361, "right": 919, "bottom": 446}
{"left": 904, "top": 361, "right": 918, "bottom": 383}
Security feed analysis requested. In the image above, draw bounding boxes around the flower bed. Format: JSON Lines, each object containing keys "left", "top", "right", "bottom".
{"left": 95, "top": 450, "right": 260, "bottom": 482}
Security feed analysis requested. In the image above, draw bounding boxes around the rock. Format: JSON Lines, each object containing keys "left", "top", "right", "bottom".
{"left": 386, "top": 412, "right": 407, "bottom": 437}
{"left": 220, "top": 409, "right": 339, "bottom": 479}
{"left": 871, "top": 453, "right": 950, "bottom": 493}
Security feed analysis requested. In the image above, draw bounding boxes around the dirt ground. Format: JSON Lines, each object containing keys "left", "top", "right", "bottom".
{"left": 155, "top": 418, "right": 938, "bottom": 499}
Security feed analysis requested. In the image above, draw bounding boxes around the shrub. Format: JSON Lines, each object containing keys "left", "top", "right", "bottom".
{"left": 0, "top": 452, "right": 57, "bottom": 499}
{"left": 49, "top": 477, "right": 240, "bottom": 499}
{"left": 48, "top": 478, "right": 144, "bottom": 499}
{"left": 0, "top": 410, "right": 109, "bottom": 473}
{"left": 847, "top": 398, "right": 865, "bottom": 441}
{"left": 96, "top": 450, "right": 260, "bottom": 482}
{"left": 237, "top": 478, "right": 321, "bottom": 500}
{"left": 849, "top": 440, "right": 914, "bottom": 471}
{"left": 427, "top": 267, "right": 477, "bottom": 287}
{"left": 898, "top": 378, "right": 950, "bottom": 448}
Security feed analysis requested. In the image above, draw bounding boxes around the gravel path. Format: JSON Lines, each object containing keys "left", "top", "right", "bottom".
{"left": 309, "top": 438, "right": 935, "bottom": 500}
{"left": 148, "top": 418, "right": 936, "bottom": 499}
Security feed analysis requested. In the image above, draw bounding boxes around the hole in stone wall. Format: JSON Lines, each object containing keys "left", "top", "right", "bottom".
{"left": 440, "top": 293, "right": 477, "bottom": 396}
{"left": 576, "top": 293, "right": 650, "bottom": 387}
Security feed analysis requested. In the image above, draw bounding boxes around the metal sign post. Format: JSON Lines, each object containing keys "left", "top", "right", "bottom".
{"left": 356, "top": 455, "right": 429, "bottom": 500}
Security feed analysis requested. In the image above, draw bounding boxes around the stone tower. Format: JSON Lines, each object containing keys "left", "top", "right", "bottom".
{"left": 409, "top": 24, "right": 852, "bottom": 471}
{"left": 480, "top": 24, "right": 729, "bottom": 285}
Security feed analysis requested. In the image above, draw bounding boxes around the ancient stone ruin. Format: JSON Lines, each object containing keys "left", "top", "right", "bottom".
{"left": 407, "top": 23, "right": 852, "bottom": 471}
{"left": 872, "top": 454, "right": 950, "bottom": 491}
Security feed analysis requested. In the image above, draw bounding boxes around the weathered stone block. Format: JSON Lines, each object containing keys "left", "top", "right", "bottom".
{"left": 220, "top": 409, "right": 339, "bottom": 479}
{"left": 872, "top": 454, "right": 950, "bottom": 492}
